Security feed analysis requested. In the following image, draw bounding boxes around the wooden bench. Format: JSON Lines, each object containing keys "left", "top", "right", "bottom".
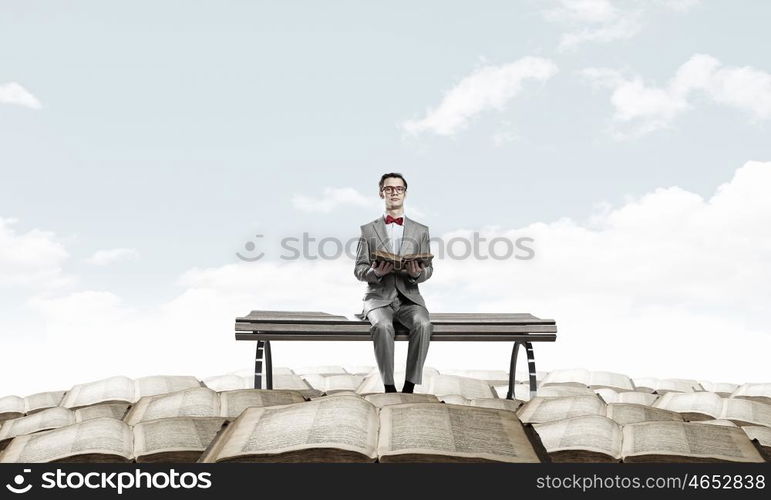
{"left": 234, "top": 310, "right": 557, "bottom": 400}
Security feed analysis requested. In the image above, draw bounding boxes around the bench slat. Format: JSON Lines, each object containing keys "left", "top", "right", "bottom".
{"left": 235, "top": 332, "right": 557, "bottom": 342}
{"left": 240, "top": 311, "right": 349, "bottom": 322}
{"left": 235, "top": 322, "right": 557, "bottom": 334}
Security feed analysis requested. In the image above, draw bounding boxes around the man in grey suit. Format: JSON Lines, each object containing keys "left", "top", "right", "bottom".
{"left": 354, "top": 173, "right": 433, "bottom": 393}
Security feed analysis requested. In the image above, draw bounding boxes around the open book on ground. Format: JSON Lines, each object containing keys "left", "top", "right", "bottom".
{"left": 0, "top": 416, "right": 227, "bottom": 463}
{"left": 371, "top": 250, "right": 433, "bottom": 270}
{"left": 632, "top": 377, "right": 703, "bottom": 393}
{"left": 301, "top": 374, "right": 365, "bottom": 394}
{"left": 533, "top": 416, "right": 766, "bottom": 463}
{"left": 124, "top": 387, "right": 306, "bottom": 425}
{"left": 363, "top": 393, "right": 439, "bottom": 408}
{"left": 440, "top": 395, "right": 524, "bottom": 412}
{"left": 0, "top": 403, "right": 130, "bottom": 451}
{"left": 742, "top": 426, "right": 771, "bottom": 460}
{"left": 203, "top": 368, "right": 297, "bottom": 392}
{"left": 60, "top": 376, "right": 202, "bottom": 409}
{"left": 427, "top": 375, "right": 497, "bottom": 399}
{"left": 542, "top": 369, "right": 634, "bottom": 391}
{"left": 439, "top": 370, "right": 510, "bottom": 386}
{"left": 730, "top": 383, "right": 771, "bottom": 405}
{"left": 699, "top": 381, "right": 740, "bottom": 397}
{"left": 594, "top": 388, "right": 659, "bottom": 406}
{"left": 654, "top": 392, "right": 771, "bottom": 426}
{"left": 355, "top": 369, "right": 435, "bottom": 395}
{"left": 517, "top": 396, "right": 685, "bottom": 426}
{"left": 198, "top": 395, "right": 542, "bottom": 463}
{"left": 0, "top": 391, "right": 67, "bottom": 422}
{"left": 537, "top": 385, "right": 598, "bottom": 398}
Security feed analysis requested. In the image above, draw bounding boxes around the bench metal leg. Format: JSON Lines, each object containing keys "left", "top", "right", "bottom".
{"left": 253, "top": 340, "right": 274, "bottom": 390}
{"left": 506, "top": 341, "right": 538, "bottom": 400}
{"left": 264, "top": 340, "right": 273, "bottom": 390}
{"left": 254, "top": 340, "right": 265, "bottom": 389}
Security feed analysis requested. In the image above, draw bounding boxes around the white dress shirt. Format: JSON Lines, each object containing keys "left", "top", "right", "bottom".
{"left": 384, "top": 212, "right": 405, "bottom": 255}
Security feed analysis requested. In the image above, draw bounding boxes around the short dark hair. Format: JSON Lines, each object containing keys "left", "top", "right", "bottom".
{"left": 379, "top": 172, "right": 408, "bottom": 191}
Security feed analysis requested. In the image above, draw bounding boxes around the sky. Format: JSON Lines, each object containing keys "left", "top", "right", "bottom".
{"left": 1, "top": 0, "right": 770, "bottom": 395}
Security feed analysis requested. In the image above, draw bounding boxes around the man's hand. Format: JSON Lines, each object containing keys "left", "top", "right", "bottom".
{"left": 372, "top": 261, "right": 394, "bottom": 277}
{"left": 405, "top": 260, "right": 424, "bottom": 279}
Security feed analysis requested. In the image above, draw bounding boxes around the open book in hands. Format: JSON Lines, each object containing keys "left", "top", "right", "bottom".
{"left": 371, "top": 250, "right": 434, "bottom": 271}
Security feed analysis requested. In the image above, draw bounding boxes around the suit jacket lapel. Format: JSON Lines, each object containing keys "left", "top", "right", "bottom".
{"left": 400, "top": 216, "right": 416, "bottom": 255}
{"left": 373, "top": 216, "right": 390, "bottom": 252}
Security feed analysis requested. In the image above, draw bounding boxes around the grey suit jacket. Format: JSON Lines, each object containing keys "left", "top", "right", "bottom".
{"left": 354, "top": 215, "right": 434, "bottom": 318}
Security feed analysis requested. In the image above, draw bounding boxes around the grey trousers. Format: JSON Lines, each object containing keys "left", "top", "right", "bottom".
{"left": 365, "top": 292, "right": 433, "bottom": 386}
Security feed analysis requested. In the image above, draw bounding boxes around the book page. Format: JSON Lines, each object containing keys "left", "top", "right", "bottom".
{"left": 742, "top": 426, "right": 771, "bottom": 449}
{"left": 730, "top": 383, "right": 771, "bottom": 403}
{"left": 467, "top": 398, "right": 523, "bottom": 412}
{"left": 202, "top": 374, "right": 252, "bottom": 392}
{"left": 653, "top": 392, "right": 723, "bottom": 419}
{"left": 74, "top": 403, "right": 131, "bottom": 423}
{"left": 364, "top": 393, "right": 439, "bottom": 408}
{"left": 215, "top": 396, "right": 378, "bottom": 461}
{"left": 219, "top": 389, "right": 305, "bottom": 418}
{"left": 0, "top": 418, "right": 133, "bottom": 463}
{"left": 0, "top": 396, "right": 24, "bottom": 420}
{"left": 135, "top": 376, "right": 202, "bottom": 398}
{"left": 699, "top": 382, "right": 739, "bottom": 395}
{"left": 0, "top": 407, "right": 75, "bottom": 441}
{"left": 589, "top": 371, "right": 634, "bottom": 391}
{"left": 533, "top": 415, "right": 622, "bottom": 459}
{"left": 133, "top": 417, "right": 227, "bottom": 458}
{"left": 541, "top": 369, "right": 590, "bottom": 387}
{"left": 378, "top": 403, "right": 540, "bottom": 463}
{"left": 721, "top": 398, "right": 771, "bottom": 427}
{"left": 356, "top": 370, "right": 433, "bottom": 395}
{"left": 537, "top": 385, "right": 596, "bottom": 398}
{"left": 439, "top": 395, "right": 469, "bottom": 405}
{"left": 517, "top": 396, "right": 606, "bottom": 424}
{"left": 294, "top": 366, "right": 348, "bottom": 376}
{"left": 125, "top": 388, "right": 220, "bottom": 425}
{"left": 617, "top": 392, "right": 659, "bottom": 406}
{"left": 594, "top": 388, "right": 619, "bottom": 403}
{"left": 60, "top": 376, "right": 136, "bottom": 408}
{"left": 440, "top": 370, "right": 509, "bottom": 384}
{"left": 697, "top": 419, "right": 738, "bottom": 427}
{"left": 427, "top": 375, "right": 496, "bottom": 399}
{"left": 659, "top": 379, "right": 702, "bottom": 393}
{"left": 302, "top": 374, "right": 364, "bottom": 393}
{"left": 622, "top": 421, "right": 764, "bottom": 462}
{"left": 606, "top": 403, "right": 683, "bottom": 426}
{"left": 309, "top": 391, "right": 361, "bottom": 400}
{"left": 631, "top": 377, "right": 658, "bottom": 392}
{"left": 24, "top": 391, "right": 66, "bottom": 413}
{"left": 271, "top": 374, "right": 322, "bottom": 398}
{"left": 494, "top": 383, "right": 533, "bottom": 401}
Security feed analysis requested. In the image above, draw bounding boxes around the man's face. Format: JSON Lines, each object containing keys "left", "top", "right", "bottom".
{"left": 379, "top": 177, "right": 407, "bottom": 211}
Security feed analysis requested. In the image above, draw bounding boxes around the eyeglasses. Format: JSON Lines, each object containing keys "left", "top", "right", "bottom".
{"left": 382, "top": 186, "right": 406, "bottom": 194}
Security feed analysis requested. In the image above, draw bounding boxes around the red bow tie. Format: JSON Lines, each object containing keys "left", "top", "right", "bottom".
{"left": 385, "top": 215, "right": 404, "bottom": 225}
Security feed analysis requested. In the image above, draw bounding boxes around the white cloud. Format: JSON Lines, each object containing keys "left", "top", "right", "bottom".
{"left": 0, "top": 82, "right": 42, "bottom": 109}
{"left": 0, "top": 217, "right": 71, "bottom": 289}
{"left": 582, "top": 54, "right": 771, "bottom": 138}
{"left": 292, "top": 186, "right": 428, "bottom": 218}
{"left": 402, "top": 57, "right": 558, "bottom": 136}
{"left": 85, "top": 248, "right": 140, "bottom": 266}
{"left": 658, "top": 0, "right": 701, "bottom": 12}
{"left": 558, "top": 12, "right": 643, "bottom": 50}
{"left": 3, "top": 161, "right": 771, "bottom": 395}
{"left": 543, "top": 0, "right": 700, "bottom": 51}
{"left": 292, "top": 187, "right": 377, "bottom": 213}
